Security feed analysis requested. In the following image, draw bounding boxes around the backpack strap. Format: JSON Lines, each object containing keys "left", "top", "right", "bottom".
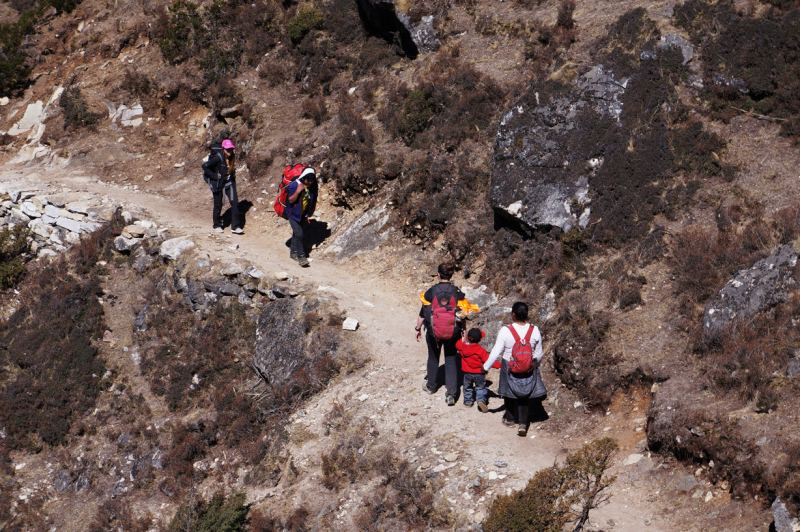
{"left": 523, "top": 324, "right": 534, "bottom": 343}
{"left": 507, "top": 325, "right": 521, "bottom": 343}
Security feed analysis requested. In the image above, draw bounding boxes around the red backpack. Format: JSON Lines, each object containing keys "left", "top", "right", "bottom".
{"left": 274, "top": 164, "right": 309, "bottom": 218}
{"left": 430, "top": 287, "right": 458, "bottom": 341}
{"left": 508, "top": 325, "right": 537, "bottom": 374}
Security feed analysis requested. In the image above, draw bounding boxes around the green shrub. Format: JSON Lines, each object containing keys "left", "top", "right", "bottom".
{"left": 60, "top": 86, "right": 100, "bottom": 129}
{"left": 168, "top": 491, "right": 248, "bottom": 532}
{"left": 0, "top": 224, "right": 31, "bottom": 288}
{"left": 156, "top": 0, "right": 203, "bottom": 65}
{"left": 287, "top": 6, "right": 323, "bottom": 42}
{"left": 483, "top": 438, "right": 618, "bottom": 532}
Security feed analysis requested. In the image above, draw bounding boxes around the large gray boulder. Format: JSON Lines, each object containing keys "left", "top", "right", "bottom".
{"left": 324, "top": 206, "right": 391, "bottom": 262}
{"left": 771, "top": 497, "right": 800, "bottom": 532}
{"left": 253, "top": 298, "right": 307, "bottom": 384}
{"left": 491, "top": 66, "right": 626, "bottom": 233}
{"left": 703, "top": 244, "right": 799, "bottom": 330}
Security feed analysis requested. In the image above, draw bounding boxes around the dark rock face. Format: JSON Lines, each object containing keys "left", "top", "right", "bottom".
{"left": 491, "top": 66, "right": 626, "bottom": 233}
{"left": 703, "top": 244, "right": 798, "bottom": 330}
{"left": 356, "top": 0, "right": 439, "bottom": 57}
{"left": 254, "top": 298, "right": 307, "bottom": 383}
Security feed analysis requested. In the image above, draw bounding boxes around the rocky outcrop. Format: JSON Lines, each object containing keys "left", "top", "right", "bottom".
{"left": 355, "top": 0, "right": 439, "bottom": 58}
{"left": 772, "top": 497, "right": 800, "bottom": 532}
{"left": 324, "top": 206, "right": 391, "bottom": 262}
{"left": 703, "top": 244, "right": 798, "bottom": 330}
{"left": 491, "top": 66, "right": 626, "bottom": 233}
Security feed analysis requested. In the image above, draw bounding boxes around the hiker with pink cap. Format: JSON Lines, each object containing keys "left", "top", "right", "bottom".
{"left": 201, "top": 138, "right": 243, "bottom": 234}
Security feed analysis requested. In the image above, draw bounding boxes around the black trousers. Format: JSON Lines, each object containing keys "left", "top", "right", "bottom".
{"left": 212, "top": 182, "right": 240, "bottom": 229}
{"left": 503, "top": 397, "right": 529, "bottom": 425}
{"left": 425, "top": 333, "right": 459, "bottom": 398}
{"left": 288, "top": 217, "right": 307, "bottom": 258}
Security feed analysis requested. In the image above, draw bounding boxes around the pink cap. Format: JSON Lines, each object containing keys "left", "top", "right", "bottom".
{"left": 222, "top": 139, "right": 235, "bottom": 150}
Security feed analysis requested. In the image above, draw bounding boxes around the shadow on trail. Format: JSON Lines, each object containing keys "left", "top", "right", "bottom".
{"left": 220, "top": 199, "right": 253, "bottom": 228}
{"left": 282, "top": 219, "right": 332, "bottom": 256}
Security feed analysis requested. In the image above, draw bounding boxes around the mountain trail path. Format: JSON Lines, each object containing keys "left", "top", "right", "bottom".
{"left": 2, "top": 166, "right": 682, "bottom": 531}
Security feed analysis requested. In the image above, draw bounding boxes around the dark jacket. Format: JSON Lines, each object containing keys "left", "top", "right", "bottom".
{"left": 202, "top": 144, "right": 234, "bottom": 193}
{"left": 285, "top": 180, "right": 318, "bottom": 223}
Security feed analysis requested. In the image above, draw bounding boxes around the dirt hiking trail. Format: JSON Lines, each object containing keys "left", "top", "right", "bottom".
{"left": 3, "top": 166, "right": 682, "bottom": 531}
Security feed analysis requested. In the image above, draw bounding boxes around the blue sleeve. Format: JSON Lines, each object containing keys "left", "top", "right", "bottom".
{"left": 286, "top": 182, "right": 298, "bottom": 203}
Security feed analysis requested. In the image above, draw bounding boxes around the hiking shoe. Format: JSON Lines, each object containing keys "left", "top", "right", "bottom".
{"left": 446, "top": 395, "right": 455, "bottom": 406}
{"left": 477, "top": 401, "right": 488, "bottom": 413}
{"left": 232, "top": 227, "right": 243, "bottom": 234}
{"left": 298, "top": 256, "right": 310, "bottom": 267}
{"left": 518, "top": 424, "right": 528, "bottom": 437}
{"left": 464, "top": 402, "right": 474, "bottom": 408}
{"left": 501, "top": 418, "right": 516, "bottom": 429}
{"left": 423, "top": 384, "right": 435, "bottom": 395}
{"left": 213, "top": 226, "right": 223, "bottom": 233}
{"left": 290, "top": 251, "right": 298, "bottom": 261}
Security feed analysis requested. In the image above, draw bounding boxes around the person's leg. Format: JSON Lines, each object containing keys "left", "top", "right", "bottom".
{"left": 463, "top": 374, "right": 475, "bottom": 405}
{"left": 503, "top": 397, "right": 517, "bottom": 423}
{"left": 443, "top": 339, "right": 459, "bottom": 399}
{"left": 518, "top": 399, "right": 529, "bottom": 427}
{"left": 475, "top": 374, "right": 488, "bottom": 407}
{"left": 212, "top": 189, "right": 223, "bottom": 229}
{"left": 289, "top": 218, "right": 304, "bottom": 257}
{"left": 226, "top": 182, "right": 240, "bottom": 229}
{"left": 425, "top": 334, "right": 441, "bottom": 394}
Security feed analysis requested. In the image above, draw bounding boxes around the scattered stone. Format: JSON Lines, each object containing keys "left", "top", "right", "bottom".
{"left": 772, "top": 497, "right": 800, "bottom": 532}
{"left": 573, "top": 401, "right": 582, "bottom": 409}
{"left": 494, "top": 461, "right": 508, "bottom": 468}
{"left": 274, "top": 271, "right": 289, "bottom": 280}
{"left": 656, "top": 33, "right": 694, "bottom": 65}
{"left": 343, "top": 318, "right": 359, "bottom": 331}
{"left": 160, "top": 236, "right": 196, "bottom": 261}
{"left": 444, "top": 453, "right": 458, "bottom": 462}
{"left": 238, "top": 291, "right": 252, "bottom": 306}
{"left": 220, "top": 283, "right": 242, "bottom": 296}
{"left": 704, "top": 491, "right": 713, "bottom": 502}
{"left": 144, "top": 175, "right": 153, "bottom": 182}
{"left": 123, "top": 224, "right": 147, "bottom": 237}
{"left": 114, "top": 235, "right": 140, "bottom": 252}
{"left": 624, "top": 454, "right": 644, "bottom": 466}
{"left": 221, "top": 258, "right": 250, "bottom": 276}
{"left": 54, "top": 469, "right": 72, "bottom": 492}
{"left": 245, "top": 266, "right": 264, "bottom": 279}
{"left": 488, "top": 471, "right": 498, "bottom": 480}
{"left": 132, "top": 247, "right": 155, "bottom": 271}
{"left": 228, "top": 244, "right": 239, "bottom": 251}
{"left": 678, "top": 475, "right": 698, "bottom": 493}
{"left": 133, "top": 305, "right": 148, "bottom": 332}
{"left": 103, "top": 330, "right": 114, "bottom": 342}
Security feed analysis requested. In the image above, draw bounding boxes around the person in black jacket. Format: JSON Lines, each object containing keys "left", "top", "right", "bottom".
{"left": 203, "top": 139, "right": 242, "bottom": 234}
{"left": 415, "top": 262, "right": 466, "bottom": 406}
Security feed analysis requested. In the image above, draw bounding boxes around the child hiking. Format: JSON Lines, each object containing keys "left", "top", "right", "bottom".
{"left": 202, "top": 139, "right": 243, "bottom": 234}
{"left": 456, "top": 328, "right": 496, "bottom": 412}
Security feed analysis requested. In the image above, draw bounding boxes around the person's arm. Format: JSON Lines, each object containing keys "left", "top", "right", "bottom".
{"left": 288, "top": 181, "right": 305, "bottom": 203}
{"left": 415, "top": 315, "right": 425, "bottom": 342}
{"left": 532, "top": 326, "right": 543, "bottom": 362}
{"left": 483, "top": 329, "right": 507, "bottom": 372}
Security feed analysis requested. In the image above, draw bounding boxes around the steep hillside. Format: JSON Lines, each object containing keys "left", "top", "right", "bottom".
{"left": 2, "top": 0, "right": 800, "bottom": 528}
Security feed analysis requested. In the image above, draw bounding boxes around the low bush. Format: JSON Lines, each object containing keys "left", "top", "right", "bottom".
{"left": 167, "top": 491, "right": 248, "bottom": 532}
{"left": 287, "top": 6, "right": 323, "bottom": 42}
{"left": 483, "top": 438, "right": 618, "bottom": 532}
{"left": 301, "top": 95, "right": 328, "bottom": 125}
{"left": 0, "top": 213, "right": 123, "bottom": 450}
{"left": 87, "top": 500, "right": 152, "bottom": 532}
{"left": 60, "top": 86, "right": 100, "bottom": 129}
{"left": 0, "top": 224, "right": 31, "bottom": 288}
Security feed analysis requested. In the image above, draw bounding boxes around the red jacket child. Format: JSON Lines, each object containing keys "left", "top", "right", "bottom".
{"left": 456, "top": 329, "right": 501, "bottom": 373}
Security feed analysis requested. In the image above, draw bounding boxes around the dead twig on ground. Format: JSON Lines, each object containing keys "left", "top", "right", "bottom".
{"left": 731, "top": 107, "right": 787, "bottom": 123}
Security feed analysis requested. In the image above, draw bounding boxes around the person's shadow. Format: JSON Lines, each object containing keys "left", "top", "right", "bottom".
{"left": 221, "top": 200, "right": 253, "bottom": 229}
{"left": 283, "top": 219, "right": 331, "bottom": 255}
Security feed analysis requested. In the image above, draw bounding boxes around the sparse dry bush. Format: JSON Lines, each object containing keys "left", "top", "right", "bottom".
{"left": 552, "top": 295, "right": 618, "bottom": 409}
{"left": 0, "top": 224, "right": 31, "bottom": 288}
{"left": 167, "top": 491, "right": 248, "bottom": 532}
{"left": 301, "top": 95, "right": 328, "bottom": 125}
{"left": 0, "top": 213, "right": 123, "bottom": 450}
{"left": 60, "top": 86, "right": 100, "bottom": 129}
{"left": 483, "top": 438, "right": 618, "bottom": 532}
{"left": 87, "top": 500, "right": 152, "bottom": 532}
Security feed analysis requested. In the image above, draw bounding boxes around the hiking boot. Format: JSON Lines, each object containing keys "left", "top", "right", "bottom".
{"left": 477, "top": 401, "right": 488, "bottom": 413}
{"left": 423, "top": 384, "right": 435, "bottom": 395}
{"left": 213, "top": 226, "right": 223, "bottom": 233}
{"left": 298, "top": 256, "right": 310, "bottom": 267}
{"left": 446, "top": 395, "right": 455, "bottom": 406}
{"left": 518, "top": 424, "right": 528, "bottom": 437}
{"left": 232, "top": 227, "right": 243, "bottom": 234}
{"left": 464, "top": 402, "right": 474, "bottom": 408}
{"left": 501, "top": 418, "right": 516, "bottom": 429}
{"left": 290, "top": 251, "right": 298, "bottom": 261}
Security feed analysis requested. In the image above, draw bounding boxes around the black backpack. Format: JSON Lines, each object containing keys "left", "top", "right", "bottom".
{"left": 201, "top": 144, "right": 225, "bottom": 187}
